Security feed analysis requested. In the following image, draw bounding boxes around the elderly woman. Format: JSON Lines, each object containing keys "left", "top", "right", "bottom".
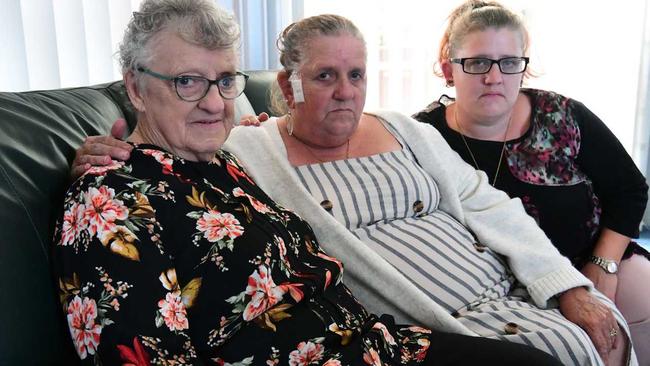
{"left": 412, "top": 1, "right": 650, "bottom": 364}
{"left": 55, "top": 0, "right": 567, "bottom": 365}
{"left": 72, "top": 12, "right": 633, "bottom": 366}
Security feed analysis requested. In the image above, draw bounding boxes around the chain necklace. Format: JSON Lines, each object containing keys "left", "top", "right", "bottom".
{"left": 286, "top": 116, "right": 350, "bottom": 163}
{"left": 454, "top": 106, "right": 512, "bottom": 187}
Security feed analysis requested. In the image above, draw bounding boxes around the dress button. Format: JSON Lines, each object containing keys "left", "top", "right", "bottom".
{"left": 473, "top": 242, "right": 487, "bottom": 252}
{"left": 320, "top": 199, "right": 333, "bottom": 211}
{"left": 413, "top": 200, "right": 424, "bottom": 213}
{"left": 504, "top": 322, "right": 519, "bottom": 334}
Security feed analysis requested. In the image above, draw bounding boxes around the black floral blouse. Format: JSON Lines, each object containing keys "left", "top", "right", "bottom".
{"left": 53, "top": 145, "right": 431, "bottom": 365}
{"left": 414, "top": 89, "right": 649, "bottom": 264}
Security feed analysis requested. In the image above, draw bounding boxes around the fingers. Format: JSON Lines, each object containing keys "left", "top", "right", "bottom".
{"left": 239, "top": 112, "right": 270, "bottom": 126}
{"left": 111, "top": 118, "right": 129, "bottom": 140}
{"left": 82, "top": 135, "right": 132, "bottom": 160}
{"left": 70, "top": 163, "right": 91, "bottom": 181}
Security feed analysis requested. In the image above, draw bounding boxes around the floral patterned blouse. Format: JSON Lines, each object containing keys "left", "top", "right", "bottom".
{"left": 414, "top": 89, "right": 648, "bottom": 264}
{"left": 53, "top": 145, "right": 431, "bottom": 365}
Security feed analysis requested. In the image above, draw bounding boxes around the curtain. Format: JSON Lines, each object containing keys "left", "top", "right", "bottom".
{"left": 0, "top": 0, "right": 300, "bottom": 92}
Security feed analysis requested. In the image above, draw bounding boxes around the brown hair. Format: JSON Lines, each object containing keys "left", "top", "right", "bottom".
{"left": 435, "top": 0, "right": 534, "bottom": 79}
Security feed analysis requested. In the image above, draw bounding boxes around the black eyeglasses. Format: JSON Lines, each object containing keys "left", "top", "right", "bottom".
{"left": 449, "top": 57, "right": 529, "bottom": 74}
{"left": 136, "top": 66, "right": 249, "bottom": 102}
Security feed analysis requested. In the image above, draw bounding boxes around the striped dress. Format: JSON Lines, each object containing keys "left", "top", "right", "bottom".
{"left": 294, "top": 126, "right": 624, "bottom": 365}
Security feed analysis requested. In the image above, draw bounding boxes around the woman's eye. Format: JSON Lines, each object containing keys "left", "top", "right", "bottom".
{"left": 176, "top": 76, "right": 197, "bottom": 88}
{"left": 350, "top": 71, "right": 364, "bottom": 81}
{"left": 219, "top": 76, "right": 235, "bottom": 89}
{"left": 317, "top": 72, "right": 331, "bottom": 80}
{"left": 469, "top": 59, "right": 489, "bottom": 67}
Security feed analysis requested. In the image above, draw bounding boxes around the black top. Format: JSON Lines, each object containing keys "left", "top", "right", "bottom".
{"left": 414, "top": 89, "right": 648, "bottom": 264}
{"left": 52, "top": 145, "right": 432, "bottom": 364}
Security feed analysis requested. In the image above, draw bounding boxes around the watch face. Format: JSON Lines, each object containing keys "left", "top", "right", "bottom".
{"left": 606, "top": 262, "right": 618, "bottom": 273}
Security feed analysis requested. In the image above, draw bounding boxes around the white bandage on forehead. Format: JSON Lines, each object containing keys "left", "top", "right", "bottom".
{"left": 288, "top": 72, "right": 305, "bottom": 103}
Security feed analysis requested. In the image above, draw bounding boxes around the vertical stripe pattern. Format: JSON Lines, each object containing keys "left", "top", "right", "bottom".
{"left": 294, "top": 132, "right": 618, "bottom": 365}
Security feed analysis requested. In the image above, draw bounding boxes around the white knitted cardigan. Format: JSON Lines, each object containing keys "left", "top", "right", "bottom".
{"left": 223, "top": 110, "right": 592, "bottom": 334}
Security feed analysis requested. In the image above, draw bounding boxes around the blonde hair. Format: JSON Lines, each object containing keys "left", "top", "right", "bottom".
{"left": 270, "top": 14, "right": 366, "bottom": 115}
{"left": 435, "top": 0, "right": 534, "bottom": 80}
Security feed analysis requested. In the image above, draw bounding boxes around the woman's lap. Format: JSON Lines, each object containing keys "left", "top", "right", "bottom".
{"left": 454, "top": 289, "right": 634, "bottom": 366}
{"left": 617, "top": 253, "right": 650, "bottom": 365}
{"left": 425, "top": 331, "right": 562, "bottom": 365}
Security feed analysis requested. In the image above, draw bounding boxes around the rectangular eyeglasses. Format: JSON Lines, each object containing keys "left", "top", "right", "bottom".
{"left": 449, "top": 57, "right": 529, "bottom": 75}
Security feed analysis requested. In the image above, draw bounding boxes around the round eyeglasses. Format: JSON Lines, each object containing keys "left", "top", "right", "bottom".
{"left": 136, "top": 66, "right": 249, "bottom": 102}
{"left": 449, "top": 57, "right": 529, "bottom": 75}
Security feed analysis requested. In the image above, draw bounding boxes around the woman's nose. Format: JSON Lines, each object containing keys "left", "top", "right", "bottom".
{"left": 198, "top": 85, "right": 226, "bottom": 112}
{"left": 334, "top": 79, "right": 355, "bottom": 100}
{"left": 483, "top": 63, "right": 504, "bottom": 84}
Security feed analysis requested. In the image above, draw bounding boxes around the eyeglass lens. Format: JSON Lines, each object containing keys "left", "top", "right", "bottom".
{"left": 175, "top": 74, "right": 246, "bottom": 101}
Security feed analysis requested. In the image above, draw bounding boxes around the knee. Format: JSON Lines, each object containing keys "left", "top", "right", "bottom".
{"left": 616, "top": 254, "right": 650, "bottom": 323}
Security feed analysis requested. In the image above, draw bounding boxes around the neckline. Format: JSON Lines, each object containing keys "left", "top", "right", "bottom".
{"left": 129, "top": 142, "right": 222, "bottom": 166}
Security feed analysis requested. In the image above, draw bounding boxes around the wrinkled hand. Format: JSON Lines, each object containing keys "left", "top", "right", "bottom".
{"left": 70, "top": 118, "right": 133, "bottom": 180}
{"left": 239, "top": 112, "right": 269, "bottom": 126}
{"left": 581, "top": 262, "right": 618, "bottom": 301}
{"left": 559, "top": 287, "right": 619, "bottom": 365}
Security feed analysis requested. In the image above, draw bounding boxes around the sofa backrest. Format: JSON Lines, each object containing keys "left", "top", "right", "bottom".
{"left": 0, "top": 81, "right": 135, "bottom": 364}
{"left": 0, "top": 71, "right": 276, "bottom": 364}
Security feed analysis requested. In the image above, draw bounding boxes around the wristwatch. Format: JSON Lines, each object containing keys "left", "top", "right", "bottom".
{"left": 589, "top": 255, "right": 619, "bottom": 274}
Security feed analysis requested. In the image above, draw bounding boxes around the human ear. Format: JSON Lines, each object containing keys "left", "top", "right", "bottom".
{"left": 124, "top": 70, "right": 146, "bottom": 113}
{"left": 277, "top": 70, "right": 295, "bottom": 108}
{"left": 441, "top": 60, "right": 454, "bottom": 87}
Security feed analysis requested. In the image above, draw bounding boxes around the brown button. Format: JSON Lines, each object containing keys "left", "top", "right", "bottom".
{"left": 473, "top": 242, "right": 487, "bottom": 252}
{"left": 413, "top": 200, "right": 424, "bottom": 213}
{"left": 504, "top": 322, "right": 519, "bottom": 334}
{"left": 320, "top": 199, "right": 333, "bottom": 211}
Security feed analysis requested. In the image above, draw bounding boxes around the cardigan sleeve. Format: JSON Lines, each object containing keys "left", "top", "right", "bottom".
{"left": 571, "top": 99, "right": 648, "bottom": 238}
{"left": 378, "top": 110, "right": 593, "bottom": 307}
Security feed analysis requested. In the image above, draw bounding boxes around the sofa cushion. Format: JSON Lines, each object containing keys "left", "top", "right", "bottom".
{"left": 0, "top": 81, "right": 131, "bottom": 364}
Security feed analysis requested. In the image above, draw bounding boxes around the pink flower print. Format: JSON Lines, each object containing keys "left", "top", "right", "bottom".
{"left": 60, "top": 202, "right": 87, "bottom": 246}
{"left": 415, "top": 338, "right": 430, "bottom": 361}
{"left": 142, "top": 149, "right": 174, "bottom": 174}
{"left": 362, "top": 348, "right": 382, "bottom": 366}
{"left": 288, "top": 341, "right": 324, "bottom": 366}
{"left": 85, "top": 161, "right": 125, "bottom": 176}
{"left": 232, "top": 188, "right": 272, "bottom": 214}
{"left": 372, "top": 322, "right": 396, "bottom": 345}
{"left": 83, "top": 186, "right": 128, "bottom": 240}
{"left": 407, "top": 326, "right": 431, "bottom": 334}
{"left": 67, "top": 296, "right": 102, "bottom": 360}
{"left": 322, "top": 360, "right": 342, "bottom": 366}
{"left": 157, "top": 292, "right": 189, "bottom": 331}
{"left": 243, "top": 266, "right": 286, "bottom": 321}
{"left": 196, "top": 210, "right": 244, "bottom": 242}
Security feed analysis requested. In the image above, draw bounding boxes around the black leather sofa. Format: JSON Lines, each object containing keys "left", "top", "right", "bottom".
{"left": 0, "top": 70, "right": 276, "bottom": 364}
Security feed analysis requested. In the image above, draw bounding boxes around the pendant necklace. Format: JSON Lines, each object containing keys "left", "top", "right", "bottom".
{"left": 454, "top": 106, "right": 512, "bottom": 187}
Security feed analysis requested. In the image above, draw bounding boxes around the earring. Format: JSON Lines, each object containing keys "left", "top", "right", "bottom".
{"left": 286, "top": 111, "right": 294, "bottom": 136}
{"left": 445, "top": 79, "right": 454, "bottom": 87}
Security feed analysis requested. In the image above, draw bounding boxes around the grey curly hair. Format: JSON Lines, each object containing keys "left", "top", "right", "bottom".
{"left": 119, "top": 0, "right": 240, "bottom": 73}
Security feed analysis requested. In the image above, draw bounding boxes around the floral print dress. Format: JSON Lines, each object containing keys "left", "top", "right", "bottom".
{"left": 53, "top": 145, "right": 431, "bottom": 365}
